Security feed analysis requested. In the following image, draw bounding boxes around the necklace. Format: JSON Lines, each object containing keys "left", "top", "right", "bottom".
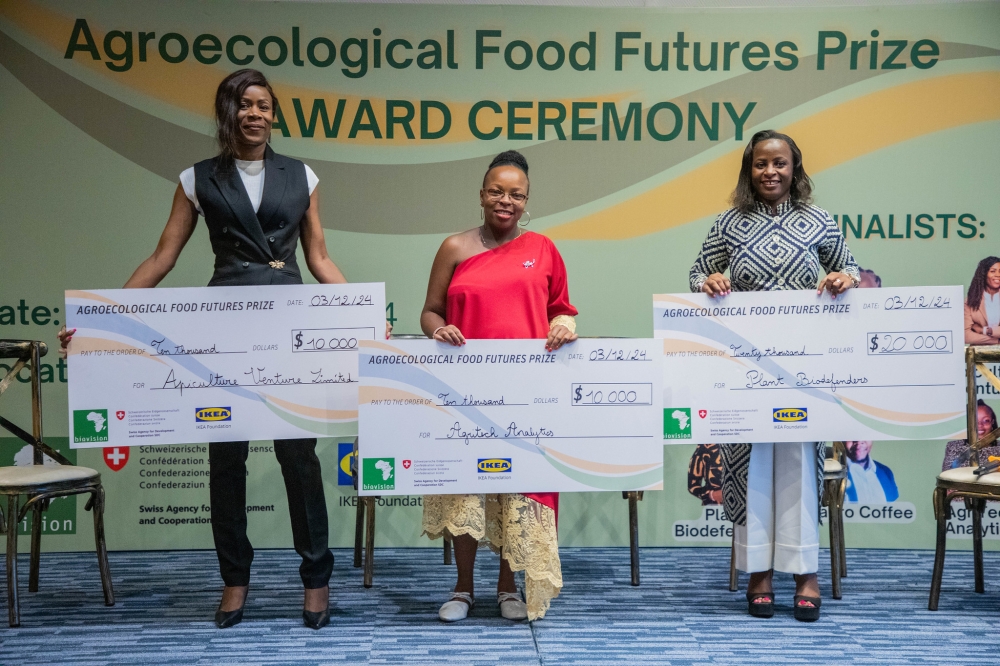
{"left": 479, "top": 224, "right": 521, "bottom": 248}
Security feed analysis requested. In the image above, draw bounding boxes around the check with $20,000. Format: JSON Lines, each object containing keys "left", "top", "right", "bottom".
{"left": 654, "top": 286, "right": 966, "bottom": 444}
{"left": 357, "top": 339, "right": 664, "bottom": 495}
{"left": 65, "top": 284, "right": 385, "bottom": 448}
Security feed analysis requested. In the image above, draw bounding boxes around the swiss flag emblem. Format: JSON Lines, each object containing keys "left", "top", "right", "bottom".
{"left": 116, "top": 411, "right": 125, "bottom": 421}
{"left": 402, "top": 460, "right": 411, "bottom": 469}
{"left": 698, "top": 410, "right": 708, "bottom": 419}
{"left": 103, "top": 447, "right": 129, "bottom": 471}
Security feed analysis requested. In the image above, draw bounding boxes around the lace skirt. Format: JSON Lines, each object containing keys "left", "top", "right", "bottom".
{"left": 422, "top": 493, "right": 562, "bottom": 620}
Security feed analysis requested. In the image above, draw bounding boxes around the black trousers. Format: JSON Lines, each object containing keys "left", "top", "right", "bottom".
{"left": 209, "top": 438, "right": 334, "bottom": 588}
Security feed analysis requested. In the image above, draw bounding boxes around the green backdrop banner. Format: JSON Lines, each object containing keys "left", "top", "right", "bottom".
{"left": 1, "top": 0, "right": 998, "bottom": 552}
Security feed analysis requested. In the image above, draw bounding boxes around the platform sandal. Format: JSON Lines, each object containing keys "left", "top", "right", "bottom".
{"left": 746, "top": 590, "right": 774, "bottom": 618}
{"left": 793, "top": 595, "right": 821, "bottom": 622}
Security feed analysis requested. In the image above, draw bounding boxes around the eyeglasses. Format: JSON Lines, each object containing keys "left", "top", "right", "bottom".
{"left": 484, "top": 188, "right": 528, "bottom": 204}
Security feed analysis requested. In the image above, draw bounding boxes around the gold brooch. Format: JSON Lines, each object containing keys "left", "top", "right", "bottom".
{"left": 269, "top": 260, "right": 285, "bottom": 269}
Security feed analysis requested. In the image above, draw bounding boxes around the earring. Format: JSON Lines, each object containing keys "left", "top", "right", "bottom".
{"left": 520, "top": 211, "right": 531, "bottom": 227}
{"left": 480, "top": 207, "right": 484, "bottom": 220}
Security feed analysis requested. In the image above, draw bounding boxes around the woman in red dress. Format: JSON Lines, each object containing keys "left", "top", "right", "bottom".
{"left": 420, "top": 150, "right": 578, "bottom": 622}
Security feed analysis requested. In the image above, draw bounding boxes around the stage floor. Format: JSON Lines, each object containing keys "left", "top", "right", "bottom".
{"left": 1, "top": 547, "right": 997, "bottom": 665}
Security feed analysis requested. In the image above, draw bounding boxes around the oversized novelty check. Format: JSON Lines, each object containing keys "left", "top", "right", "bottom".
{"left": 65, "top": 284, "right": 385, "bottom": 448}
{"left": 357, "top": 339, "right": 663, "bottom": 495}
{"left": 654, "top": 286, "right": 965, "bottom": 444}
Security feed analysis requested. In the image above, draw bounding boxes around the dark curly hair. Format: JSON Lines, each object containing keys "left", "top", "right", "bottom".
{"left": 979, "top": 399, "right": 998, "bottom": 432}
{"left": 967, "top": 256, "right": 1000, "bottom": 310}
{"left": 214, "top": 69, "right": 277, "bottom": 173}
{"left": 730, "top": 130, "right": 813, "bottom": 214}
{"left": 483, "top": 150, "right": 529, "bottom": 187}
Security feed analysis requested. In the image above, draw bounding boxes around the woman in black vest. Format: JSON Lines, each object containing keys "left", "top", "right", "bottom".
{"left": 61, "top": 69, "right": 343, "bottom": 630}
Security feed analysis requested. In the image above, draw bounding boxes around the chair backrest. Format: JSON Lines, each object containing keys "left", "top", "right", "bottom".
{"left": 0, "top": 339, "right": 70, "bottom": 466}
{"left": 829, "top": 441, "right": 848, "bottom": 466}
{"left": 967, "top": 345, "right": 1000, "bottom": 466}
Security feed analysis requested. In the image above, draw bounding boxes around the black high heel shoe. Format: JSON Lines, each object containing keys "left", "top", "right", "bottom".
{"left": 303, "top": 585, "right": 331, "bottom": 630}
{"left": 215, "top": 587, "right": 248, "bottom": 629}
{"left": 303, "top": 608, "right": 331, "bottom": 630}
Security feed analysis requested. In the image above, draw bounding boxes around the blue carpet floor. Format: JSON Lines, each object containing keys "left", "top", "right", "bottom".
{"left": 1, "top": 547, "right": 998, "bottom": 665}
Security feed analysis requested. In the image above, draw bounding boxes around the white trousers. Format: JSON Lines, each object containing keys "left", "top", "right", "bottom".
{"left": 734, "top": 441, "right": 819, "bottom": 575}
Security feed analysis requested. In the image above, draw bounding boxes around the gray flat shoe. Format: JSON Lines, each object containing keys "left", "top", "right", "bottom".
{"left": 498, "top": 591, "right": 528, "bottom": 621}
{"left": 439, "top": 592, "right": 474, "bottom": 622}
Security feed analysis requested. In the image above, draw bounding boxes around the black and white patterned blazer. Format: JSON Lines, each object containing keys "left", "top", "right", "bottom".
{"left": 689, "top": 199, "right": 860, "bottom": 526}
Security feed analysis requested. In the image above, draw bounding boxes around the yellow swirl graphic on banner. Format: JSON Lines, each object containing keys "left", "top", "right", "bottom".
{"left": 547, "top": 71, "right": 1000, "bottom": 240}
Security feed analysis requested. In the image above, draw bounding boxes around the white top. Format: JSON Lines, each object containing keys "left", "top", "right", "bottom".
{"left": 179, "top": 160, "right": 319, "bottom": 216}
{"left": 984, "top": 291, "right": 1000, "bottom": 329}
{"left": 846, "top": 457, "right": 887, "bottom": 503}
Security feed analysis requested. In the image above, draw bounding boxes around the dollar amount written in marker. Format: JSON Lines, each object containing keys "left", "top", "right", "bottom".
{"left": 291, "top": 327, "right": 376, "bottom": 352}
{"left": 866, "top": 331, "right": 953, "bottom": 355}
{"left": 570, "top": 383, "right": 653, "bottom": 406}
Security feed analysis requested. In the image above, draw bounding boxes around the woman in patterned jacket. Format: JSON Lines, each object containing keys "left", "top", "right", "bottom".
{"left": 689, "top": 129, "right": 860, "bottom": 622}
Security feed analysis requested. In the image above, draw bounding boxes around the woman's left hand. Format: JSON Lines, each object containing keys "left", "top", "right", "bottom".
{"left": 545, "top": 325, "right": 577, "bottom": 352}
{"left": 385, "top": 321, "right": 393, "bottom": 339}
{"left": 817, "top": 272, "right": 854, "bottom": 299}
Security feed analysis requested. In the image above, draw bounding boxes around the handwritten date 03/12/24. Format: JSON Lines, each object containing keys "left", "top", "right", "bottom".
{"left": 580, "top": 348, "right": 649, "bottom": 362}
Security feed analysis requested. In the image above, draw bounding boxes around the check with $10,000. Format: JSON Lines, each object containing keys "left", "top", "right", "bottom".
{"left": 65, "top": 284, "right": 385, "bottom": 448}
{"left": 654, "top": 286, "right": 966, "bottom": 444}
{"left": 357, "top": 339, "right": 663, "bottom": 495}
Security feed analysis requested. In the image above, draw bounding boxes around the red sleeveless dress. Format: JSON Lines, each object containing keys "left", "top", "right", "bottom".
{"left": 446, "top": 231, "right": 577, "bottom": 513}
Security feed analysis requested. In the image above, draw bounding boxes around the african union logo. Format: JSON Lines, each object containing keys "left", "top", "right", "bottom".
{"left": 478, "top": 458, "right": 512, "bottom": 473}
{"left": 195, "top": 407, "right": 232, "bottom": 422}
{"left": 773, "top": 408, "right": 808, "bottom": 423}
{"left": 337, "top": 442, "right": 355, "bottom": 486}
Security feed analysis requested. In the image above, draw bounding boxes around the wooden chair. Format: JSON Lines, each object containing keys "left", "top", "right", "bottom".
{"left": 0, "top": 340, "right": 113, "bottom": 626}
{"left": 929, "top": 345, "right": 1000, "bottom": 610}
{"left": 622, "top": 491, "right": 643, "bottom": 585}
{"left": 728, "top": 442, "right": 848, "bottom": 599}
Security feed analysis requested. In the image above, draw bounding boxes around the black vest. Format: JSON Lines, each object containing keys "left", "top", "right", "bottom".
{"left": 194, "top": 146, "right": 310, "bottom": 287}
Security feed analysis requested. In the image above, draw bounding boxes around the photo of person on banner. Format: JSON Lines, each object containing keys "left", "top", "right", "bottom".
{"left": 942, "top": 400, "right": 1000, "bottom": 470}
{"left": 843, "top": 441, "right": 899, "bottom": 503}
{"left": 964, "top": 256, "right": 1000, "bottom": 345}
{"left": 688, "top": 444, "right": 724, "bottom": 506}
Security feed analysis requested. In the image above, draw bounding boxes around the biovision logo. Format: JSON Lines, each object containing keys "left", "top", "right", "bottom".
{"left": 664, "top": 408, "right": 692, "bottom": 439}
{"left": 73, "top": 409, "right": 109, "bottom": 443}
{"left": 362, "top": 457, "right": 395, "bottom": 491}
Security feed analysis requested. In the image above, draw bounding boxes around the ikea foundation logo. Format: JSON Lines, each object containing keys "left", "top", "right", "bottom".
{"left": 195, "top": 407, "right": 232, "bottom": 422}
{"left": 478, "top": 458, "right": 512, "bottom": 474}
{"left": 773, "top": 408, "right": 808, "bottom": 423}
{"left": 337, "top": 442, "right": 355, "bottom": 486}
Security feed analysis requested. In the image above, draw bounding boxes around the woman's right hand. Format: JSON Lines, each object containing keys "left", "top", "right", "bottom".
{"left": 701, "top": 273, "right": 731, "bottom": 298}
{"left": 433, "top": 325, "right": 466, "bottom": 346}
{"left": 57, "top": 326, "right": 76, "bottom": 360}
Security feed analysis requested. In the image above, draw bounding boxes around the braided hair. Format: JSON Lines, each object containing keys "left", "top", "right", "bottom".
{"left": 483, "top": 150, "right": 529, "bottom": 186}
